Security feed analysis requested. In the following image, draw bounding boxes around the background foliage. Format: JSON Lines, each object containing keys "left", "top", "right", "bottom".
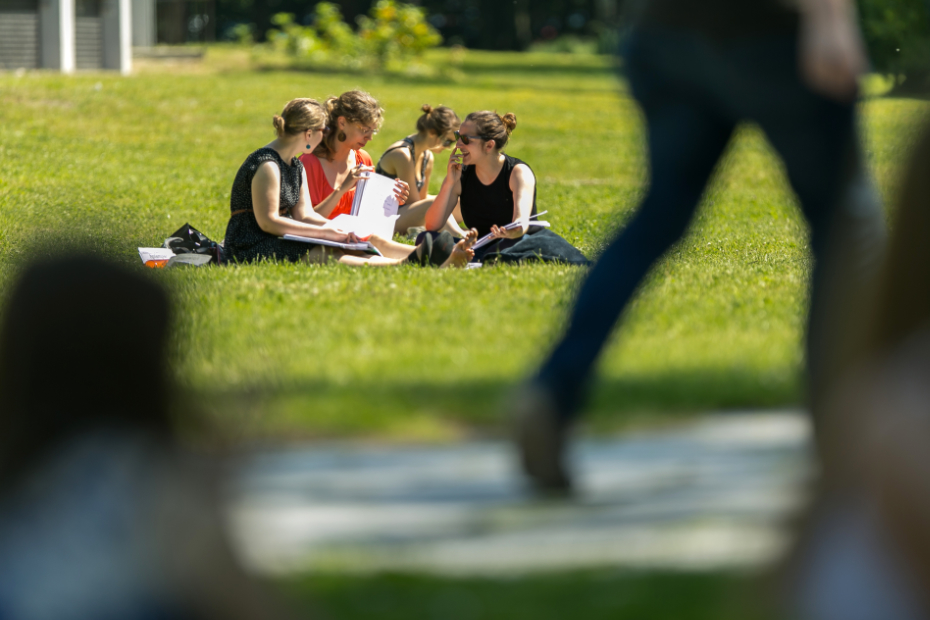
{"left": 216, "top": 0, "right": 930, "bottom": 85}
{"left": 263, "top": 1, "right": 441, "bottom": 70}
{"left": 857, "top": 0, "right": 930, "bottom": 83}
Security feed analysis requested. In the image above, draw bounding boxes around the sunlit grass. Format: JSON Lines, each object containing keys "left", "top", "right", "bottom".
{"left": 0, "top": 48, "right": 925, "bottom": 438}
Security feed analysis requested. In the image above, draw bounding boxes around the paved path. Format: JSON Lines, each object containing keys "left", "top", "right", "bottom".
{"left": 227, "top": 411, "right": 812, "bottom": 575}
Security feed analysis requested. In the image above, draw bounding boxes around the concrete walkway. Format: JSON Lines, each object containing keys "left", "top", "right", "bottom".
{"left": 227, "top": 410, "right": 812, "bottom": 575}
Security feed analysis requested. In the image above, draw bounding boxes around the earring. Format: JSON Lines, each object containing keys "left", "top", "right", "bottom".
{"left": 337, "top": 131, "right": 347, "bottom": 142}
{"left": 306, "top": 144, "right": 311, "bottom": 149}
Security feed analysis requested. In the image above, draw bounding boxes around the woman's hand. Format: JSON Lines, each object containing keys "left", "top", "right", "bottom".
{"left": 393, "top": 179, "right": 411, "bottom": 205}
{"left": 325, "top": 227, "right": 361, "bottom": 244}
{"left": 446, "top": 148, "right": 464, "bottom": 184}
{"left": 489, "top": 223, "right": 525, "bottom": 240}
{"left": 336, "top": 165, "right": 374, "bottom": 194}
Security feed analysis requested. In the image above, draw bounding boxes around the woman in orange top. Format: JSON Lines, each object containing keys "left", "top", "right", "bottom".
{"left": 300, "top": 90, "right": 410, "bottom": 221}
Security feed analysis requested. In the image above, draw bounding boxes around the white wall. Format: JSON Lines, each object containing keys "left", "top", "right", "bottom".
{"left": 130, "top": 0, "right": 153, "bottom": 46}
{"left": 101, "top": 0, "right": 130, "bottom": 73}
{"left": 39, "top": 0, "right": 75, "bottom": 71}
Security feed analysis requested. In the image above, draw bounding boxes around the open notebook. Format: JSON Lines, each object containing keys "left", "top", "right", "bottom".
{"left": 324, "top": 172, "right": 400, "bottom": 239}
{"left": 280, "top": 173, "right": 400, "bottom": 254}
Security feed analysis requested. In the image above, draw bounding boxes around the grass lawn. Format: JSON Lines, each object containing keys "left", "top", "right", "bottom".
{"left": 0, "top": 47, "right": 926, "bottom": 439}
{"left": 280, "top": 569, "right": 770, "bottom": 620}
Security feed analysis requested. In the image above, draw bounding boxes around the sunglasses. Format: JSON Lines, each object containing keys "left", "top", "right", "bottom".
{"left": 454, "top": 130, "right": 485, "bottom": 146}
{"left": 442, "top": 138, "right": 455, "bottom": 148}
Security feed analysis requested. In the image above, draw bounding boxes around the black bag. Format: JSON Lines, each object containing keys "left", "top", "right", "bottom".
{"left": 163, "top": 223, "right": 225, "bottom": 265}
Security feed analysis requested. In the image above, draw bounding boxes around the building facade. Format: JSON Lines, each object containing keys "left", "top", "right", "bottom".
{"left": 0, "top": 0, "right": 131, "bottom": 72}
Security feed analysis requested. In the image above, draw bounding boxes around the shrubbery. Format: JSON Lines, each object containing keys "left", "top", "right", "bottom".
{"left": 260, "top": 1, "right": 442, "bottom": 72}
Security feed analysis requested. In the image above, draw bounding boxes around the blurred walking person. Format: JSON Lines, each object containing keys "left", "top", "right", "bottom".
{"left": 515, "top": 0, "right": 885, "bottom": 491}
{"left": 780, "top": 121, "right": 930, "bottom": 620}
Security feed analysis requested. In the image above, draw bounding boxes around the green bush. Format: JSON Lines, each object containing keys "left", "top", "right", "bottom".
{"left": 263, "top": 1, "right": 441, "bottom": 72}
{"left": 230, "top": 23, "right": 254, "bottom": 46}
{"left": 267, "top": 12, "right": 319, "bottom": 57}
{"left": 314, "top": 2, "right": 360, "bottom": 59}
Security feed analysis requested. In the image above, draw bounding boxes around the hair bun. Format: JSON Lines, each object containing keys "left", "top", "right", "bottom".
{"left": 421, "top": 103, "right": 433, "bottom": 115}
{"left": 272, "top": 115, "right": 286, "bottom": 136}
{"left": 500, "top": 112, "right": 517, "bottom": 134}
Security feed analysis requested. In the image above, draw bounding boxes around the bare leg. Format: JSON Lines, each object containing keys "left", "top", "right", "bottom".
{"left": 366, "top": 234, "right": 420, "bottom": 259}
{"left": 394, "top": 198, "right": 434, "bottom": 234}
{"left": 300, "top": 245, "right": 404, "bottom": 267}
{"left": 338, "top": 254, "right": 404, "bottom": 266}
{"left": 440, "top": 228, "right": 478, "bottom": 268}
{"left": 395, "top": 197, "right": 465, "bottom": 237}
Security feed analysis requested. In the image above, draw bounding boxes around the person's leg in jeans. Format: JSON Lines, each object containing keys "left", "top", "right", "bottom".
{"left": 515, "top": 38, "right": 737, "bottom": 491}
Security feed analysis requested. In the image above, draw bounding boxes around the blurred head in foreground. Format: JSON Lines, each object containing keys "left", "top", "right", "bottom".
{"left": 0, "top": 254, "right": 173, "bottom": 487}
{"left": 0, "top": 253, "right": 296, "bottom": 620}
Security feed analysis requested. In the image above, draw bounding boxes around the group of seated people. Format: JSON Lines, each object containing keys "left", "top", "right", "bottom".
{"left": 223, "top": 90, "right": 542, "bottom": 267}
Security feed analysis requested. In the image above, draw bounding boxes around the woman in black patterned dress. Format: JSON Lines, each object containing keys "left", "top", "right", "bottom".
{"left": 224, "top": 98, "right": 474, "bottom": 267}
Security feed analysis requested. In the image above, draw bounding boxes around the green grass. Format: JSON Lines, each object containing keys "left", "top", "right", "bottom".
{"left": 281, "top": 569, "right": 769, "bottom": 620}
{"left": 0, "top": 48, "right": 926, "bottom": 439}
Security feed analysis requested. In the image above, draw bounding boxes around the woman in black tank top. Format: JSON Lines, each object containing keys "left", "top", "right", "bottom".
{"left": 375, "top": 104, "right": 466, "bottom": 237}
{"left": 424, "top": 110, "right": 537, "bottom": 256}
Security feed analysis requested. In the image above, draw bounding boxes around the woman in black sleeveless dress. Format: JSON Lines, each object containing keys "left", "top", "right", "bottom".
{"left": 374, "top": 104, "right": 465, "bottom": 236}
{"left": 224, "top": 98, "right": 470, "bottom": 268}
{"left": 424, "top": 110, "right": 537, "bottom": 260}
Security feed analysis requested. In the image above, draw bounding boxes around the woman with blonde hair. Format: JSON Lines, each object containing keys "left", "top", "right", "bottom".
{"left": 224, "top": 97, "right": 473, "bottom": 267}
{"left": 376, "top": 103, "right": 464, "bottom": 235}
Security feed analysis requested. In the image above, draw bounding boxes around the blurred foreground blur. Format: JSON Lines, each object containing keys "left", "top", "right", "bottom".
{"left": 0, "top": 254, "right": 298, "bottom": 620}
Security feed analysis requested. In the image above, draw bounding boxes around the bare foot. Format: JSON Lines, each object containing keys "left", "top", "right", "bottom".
{"left": 441, "top": 228, "right": 478, "bottom": 268}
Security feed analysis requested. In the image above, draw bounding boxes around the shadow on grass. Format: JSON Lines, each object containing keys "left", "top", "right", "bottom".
{"left": 192, "top": 365, "right": 802, "bottom": 441}
{"left": 456, "top": 59, "right": 620, "bottom": 77}
{"left": 247, "top": 62, "right": 623, "bottom": 94}
{"left": 280, "top": 569, "right": 768, "bottom": 620}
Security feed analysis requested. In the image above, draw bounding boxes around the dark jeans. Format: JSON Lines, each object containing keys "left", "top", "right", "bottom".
{"left": 414, "top": 230, "right": 522, "bottom": 262}
{"left": 536, "top": 27, "right": 879, "bottom": 422}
